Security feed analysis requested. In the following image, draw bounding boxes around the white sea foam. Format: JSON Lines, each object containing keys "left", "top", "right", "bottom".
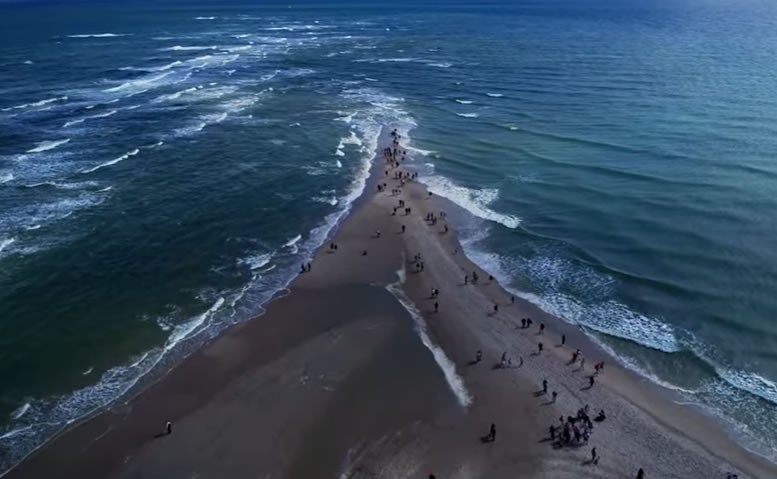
{"left": 153, "top": 86, "right": 198, "bottom": 103}
{"left": 82, "top": 148, "right": 139, "bottom": 174}
{"left": 238, "top": 253, "right": 272, "bottom": 270}
{"left": 26, "top": 139, "right": 70, "bottom": 154}
{"left": 335, "top": 149, "right": 345, "bottom": 157}
{"left": 387, "top": 270, "right": 472, "bottom": 407}
{"left": 10, "top": 403, "right": 31, "bottom": 421}
{"left": 23, "top": 180, "right": 99, "bottom": 190}
{"left": 194, "top": 16, "right": 217, "bottom": 20}
{"left": 0, "top": 172, "right": 13, "bottom": 184}
{"left": 428, "top": 62, "right": 452, "bottom": 68}
{"left": 67, "top": 33, "right": 129, "bottom": 38}
{"left": 62, "top": 109, "right": 117, "bottom": 128}
{"left": 82, "top": 367, "right": 94, "bottom": 376}
{"left": 284, "top": 234, "right": 302, "bottom": 250}
{"left": 103, "top": 71, "right": 174, "bottom": 94}
{"left": 165, "top": 297, "right": 225, "bottom": 352}
{"left": 486, "top": 92, "right": 504, "bottom": 97}
{"left": 2, "top": 96, "right": 68, "bottom": 112}
{"left": 422, "top": 175, "right": 520, "bottom": 229}
{"left": 405, "top": 145, "right": 436, "bottom": 157}
{"left": 456, "top": 112, "right": 479, "bottom": 118}
{"left": 162, "top": 45, "right": 219, "bottom": 51}
{"left": 336, "top": 160, "right": 343, "bottom": 168}
{"left": 0, "top": 238, "right": 16, "bottom": 254}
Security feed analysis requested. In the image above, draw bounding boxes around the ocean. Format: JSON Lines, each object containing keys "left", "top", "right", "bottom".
{"left": 2, "top": 0, "right": 777, "bottom": 472}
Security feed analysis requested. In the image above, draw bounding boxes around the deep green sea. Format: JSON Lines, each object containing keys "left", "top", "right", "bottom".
{"left": 2, "top": 0, "right": 777, "bottom": 472}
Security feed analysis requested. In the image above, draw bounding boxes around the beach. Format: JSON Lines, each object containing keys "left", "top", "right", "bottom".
{"left": 4, "top": 128, "right": 775, "bottom": 479}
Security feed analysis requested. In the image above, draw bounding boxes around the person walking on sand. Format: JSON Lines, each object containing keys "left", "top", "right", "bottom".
{"left": 401, "top": 224, "right": 406, "bottom": 233}
{"left": 510, "top": 295, "right": 515, "bottom": 305}
{"left": 434, "top": 301, "right": 439, "bottom": 313}
{"left": 493, "top": 303, "right": 499, "bottom": 314}
{"left": 561, "top": 334, "right": 566, "bottom": 345}
{"left": 552, "top": 391, "right": 557, "bottom": 402}
{"left": 476, "top": 349, "right": 482, "bottom": 363}
{"left": 589, "top": 375, "right": 595, "bottom": 388}
{"left": 637, "top": 468, "right": 644, "bottom": 479}
{"left": 539, "top": 323, "right": 545, "bottom": 334}
{"left": 166, "top": 421, "right": 172, "bottom": 435}
{"left": 591, "top": 447, "right": 598, "bottom": 463}
{"left": 488, "top": 423, "right": 496, "bottom": 442}
{"left": 542, "top": 379, "right": 548, "bottom": 394}
{"left": 538, "top": 342, "right": 543, "bottom": 353}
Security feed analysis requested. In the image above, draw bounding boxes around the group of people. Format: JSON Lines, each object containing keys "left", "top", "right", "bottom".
{"left": 380, "top": 128, "right": 655, "bottom": 479}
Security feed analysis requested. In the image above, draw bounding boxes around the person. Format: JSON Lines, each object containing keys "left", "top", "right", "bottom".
{"left": 510, "top": 295, "right": 515, "bottom": 304}
{"left": 362, "top": 249, "right": 368, "bottom": 256}
{"left": 476, "top": 349, "right": 482, "bottom": 363}
{"left": 434, "top": 301, "right": 439, "bottom": 313}
{"left": 493, "top": 304, "right": 499, "bottom": 314}
{"left": 561, "top": 334, "right": 566, "bottom": 345}
{"left": 489, "top": 423, "right": 496, "bottom": 441}
{"left": 402, "top": 224, "right": 406, "bottom": 233}
{"left": 300, "top": 263, "right": 306, "bottom": 273}
{"left": 166, "top": 421, "right": 172, "bottom": 435}
{"left": 552, "top": 391, "right": 557, "bottom": 402}
{"left": 637, "top": 468, "right": 644, "bottom": 479}
{"left": 464, "top": 274, "right": 469, "bottom": 285}
{"left": 538, "top": 342, "right": 543, "bottom": 353}
{"left": 549, "top": 424, "right": 556, "bottom": 440}
{"left": 542, "top": 379, "right": 548, "bottom": 393}
{"left": 595, "top": 409, "right": 606, "bottom": 422}
{"left": 500, "top": 352, "right": 507, "bottom": 367}
{"left": 375, "top": 230, "right": 381, "bottom": 238}
{"left": 527, "top": 318, "right": 533, "bottom": 328}
{"left": 429, "top": 475, "right": 436, "bottom": 479}
{"left": 306, "top": 263, "right": 311, "bottom": 272}
{"left": 521, "top": 318, "right": 526, "bottom": 328}
{"left": 539, "top": 323, "right": 545, "bottom": 334}
{"left": 444, "top": 224, "right": 448, "bottom": 233}
{"left": 589, "top": 375, "right": 595, "bottom": 388}
{"left": 489, "top": 274, "right": 494, "bottom": 282}
{"left": 591, "top": 447, "right": 597, "bottom": 461}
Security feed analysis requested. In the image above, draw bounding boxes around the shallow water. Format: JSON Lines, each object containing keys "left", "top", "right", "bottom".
{"left": 2, "top": 0, "right": 777, "bottom": 471}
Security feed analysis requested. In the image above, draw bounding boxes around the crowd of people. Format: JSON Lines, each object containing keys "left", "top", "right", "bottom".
{"left": 313, "top": 127, "right": 734, "bottom": 479}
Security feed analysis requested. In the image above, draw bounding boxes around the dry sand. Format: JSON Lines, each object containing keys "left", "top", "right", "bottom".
{"left": 5, "top": 128, "right": 777, "bottom": 479}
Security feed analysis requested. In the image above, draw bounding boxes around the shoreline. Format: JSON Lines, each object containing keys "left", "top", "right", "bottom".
{"left": 4, "top": 126, "right": 776, "bottom": 478}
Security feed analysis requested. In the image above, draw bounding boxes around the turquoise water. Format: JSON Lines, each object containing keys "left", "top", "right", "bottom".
{"left": 2, "top": 0, "right": 777, "bottom": 471}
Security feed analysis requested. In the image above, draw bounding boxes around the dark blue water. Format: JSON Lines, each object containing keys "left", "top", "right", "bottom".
{"left": 2, "top": 0, "right": 777, "bottom": 472}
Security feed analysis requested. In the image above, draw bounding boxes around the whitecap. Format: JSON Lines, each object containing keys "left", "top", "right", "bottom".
{"left": 486, "top": 92, "right": 504, "bottom": 97}
{"left": 238, "top": 252, "right": 273, "bottom": 270}
{"left": 10, "top": 403, "right": 31, "bottom": 421}
{"left": 284, "top": 234, "right": 302, "bottom": 248}
{"left": 62, "top": 110, "right": 117, "bottom": 128}
{"left": 336, "top": 160, "right": 343, "bottom": 168}
{"left": 456, "top": 112, "right": 479, "bottom": 118}
{"left": 194, "top": 16, "right": 217, "bottom": 20}
{"left": 0, "top": 172, "right": 13, "bottom": 184}
{"left": 0, "top": 238, "right": 16, "bottom": 254}
{"left": 82, "top": 367, "right": 94, "bottom": 376}
{"left": 82, "top": 148, "right": 139, "bottom": 173}
{"left": 455, "top": 99, "right": 473, "bottom": 105}
{"left": 428, "top": 62, "right": 452, "bottom": 68}
{"left": 165, "top": 297, "right": 225, "bottom": 351}
{"left": 67, "top": 33, "right": 129, "bottom": 38}
{"left": 422, "top": 175, "right": 520, "bottom": 229}
{"left": 1, "top": 96, "right": 68, "bottom": 112}
{"left": 162, "top": 45, "right": 219, "bottom": 52}
{"left": 26, "top": 138, "right": 70, "bottom": 153}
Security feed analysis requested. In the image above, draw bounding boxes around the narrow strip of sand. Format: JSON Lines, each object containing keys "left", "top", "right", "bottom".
{"left": 5, "top": 127, "right": 776, "bottom": 479}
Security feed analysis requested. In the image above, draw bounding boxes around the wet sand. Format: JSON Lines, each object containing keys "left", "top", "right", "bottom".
{"left": 6, "top": 128, "right": 777, "bottom": 479}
